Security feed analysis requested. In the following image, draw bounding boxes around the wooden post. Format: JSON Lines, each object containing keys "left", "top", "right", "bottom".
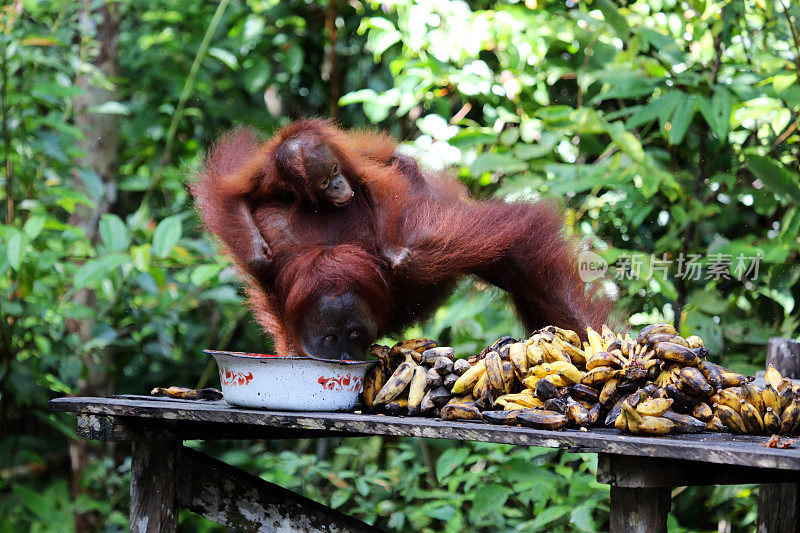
{"left": 758, "top": 337, "right": 800, "bottom": 533}
{"left": 609, "top": 486, "right": 671, "bottom": 533}
{"left": 130, "top": 440, "right": 179, "bottom": 533}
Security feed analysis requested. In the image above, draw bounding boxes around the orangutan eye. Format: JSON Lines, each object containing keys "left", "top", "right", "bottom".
{"left": 321, "top": 178, "right": 330, "bottom": 189}
{"left": 332, "top": 163, "right": 339, "bottom": 174}
{"left": 325, "top": 334, "right": 337, "bottom": 343}
{"left": 348, "top": 329, "right": 360, "bottom": 340}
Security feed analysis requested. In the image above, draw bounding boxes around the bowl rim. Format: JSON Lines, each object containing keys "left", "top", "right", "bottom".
{"left": 204, "top": 349, "right": 377, "bottom": 367}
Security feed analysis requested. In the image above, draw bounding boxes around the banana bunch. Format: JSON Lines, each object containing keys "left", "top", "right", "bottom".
{"left": 709, "top": 365, "right": 800, "bottom": 435}
{"left": 362, "top": 326, "right": 800, "bottom": 439}
{"left": 362, "top": 338, "right": 479, "bottom": 417}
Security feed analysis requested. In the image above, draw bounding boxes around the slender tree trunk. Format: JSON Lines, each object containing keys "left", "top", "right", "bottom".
{"left": 67, "top": 2, "right": 120, "bottom": 531}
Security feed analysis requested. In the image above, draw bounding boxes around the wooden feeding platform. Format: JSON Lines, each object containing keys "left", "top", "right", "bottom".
{"left": 51, "top": 393, "right": 800, "bottom": 533}
{"left": 50, "top": 338, "right": 800, "bottom": 532}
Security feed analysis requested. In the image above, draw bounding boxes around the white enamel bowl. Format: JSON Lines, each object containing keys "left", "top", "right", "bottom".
{"left": 205, "top": 350, "right": 376, "bottom": 411}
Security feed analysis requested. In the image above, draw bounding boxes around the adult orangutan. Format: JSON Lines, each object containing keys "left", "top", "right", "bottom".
{"left": 190, "top": 120, "right": 611, "bottom": 360}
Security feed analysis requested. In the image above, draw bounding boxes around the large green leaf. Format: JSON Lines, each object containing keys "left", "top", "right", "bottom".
{"left": 745, "top": 154, "right": 800, "bottom": 204}
{"left": 99, "top": 214, "right": 131, "bottom": 252}
{"left": 74, "top": 253, "right": 130, "bottom": 288}
{"left": 152, "top": 215, "right": 183, "bottom": 258}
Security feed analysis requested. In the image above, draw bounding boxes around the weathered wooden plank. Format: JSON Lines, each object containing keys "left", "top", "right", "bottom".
{"left": 609, "top": 486, "right": 670, "bottom": 533}
{"left": 758, "top": 337, "right": 800, "bottom": 533}
{"left": 50, "top": 396, "right": 800, "bottom": 471}
{"left": 77, "top": 414, "right": 361, "bottom": 442}
{"left": 597, "top": 454, "right": 799, "bottom": 488}
{"left": 130, "top": 440, "right": 179, "bottom": 533}
{"left": 177, "top": 447, "right": 381, "bottom": 532}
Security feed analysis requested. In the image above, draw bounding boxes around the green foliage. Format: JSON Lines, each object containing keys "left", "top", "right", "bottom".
{"left": 2, "top": 0, "right": 799, "bottom": 531}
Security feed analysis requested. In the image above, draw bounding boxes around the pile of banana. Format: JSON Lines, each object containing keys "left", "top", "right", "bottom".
{"left": 361, "top": 323, "right": 800, "bottom": 437}
{"left": 361, "top": 338, "right": 480, "bottom": 417}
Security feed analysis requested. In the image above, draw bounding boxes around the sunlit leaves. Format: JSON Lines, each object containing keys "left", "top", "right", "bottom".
{"left": 151, "top": 215, "right": 183, "bottom": 258}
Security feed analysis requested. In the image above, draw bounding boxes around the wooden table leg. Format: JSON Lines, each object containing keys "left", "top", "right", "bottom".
{"left": 130, "top": 440, "right": 179, "bottom": 533}
{"left": 758, "top": 483, "right": 800, "bottom": 533}
{"left": 609, "top": 486, "right": 671, "bottom": 533}
{"left": 758, "top": 337, "right": 800, "bottom": 533}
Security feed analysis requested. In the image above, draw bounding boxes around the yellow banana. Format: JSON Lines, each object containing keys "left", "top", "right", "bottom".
{"left": 654, "top": 342, "right": 701, "bottom": 366}
{"left": 719, "top": 371, "right": 747, "bottom": 388}
{"left": 515, "top": 409, "right": 568, "bottom": 430}
{"left": 384, "top": 398, "right": 408, "bottom": 415}
{"left": 739, "top": 399, "right": 765, "bottom": 434}
{"left": 712, "top": 389, "right": 743, "bottom": 412}
{"left": 508, "top": 343, "right": 528, "bottom": 379}
{"left": 522, "top": 375, "right": 540, "bottom": 391}
{"left": 526, "top": 344, "right": 545, "bottom": 366}
{"left": 599, "top": 377, "right": 620, "bottom": 405}
{"left": 541, "top": 339, "right": 570, "bottom": 363}
{"left": 706, "top": 416, "right": 725, "bottom": 432}
{"left": 716, "top": 404, "right": 747, "bottom": 434}
{"left": 501, "top": 360, "right": 515, "bottom": 394}
{"left": 586, "top": 327, "right": 604, "bottom": 354}
{"left": 544, "top": 326, "right": 579, "bottom": 347}
{"left": 392, "top": 338, "right": 437, "bottom": 357}
{"left": 451, "top": 359, "right": 486, "bottom": 394}
{"left": 561, "top": 343, "right": 587, "bottom": 366}
{"left": 637, "top": 416, "right": 675, "bottom": 435}
{"left": 780, "top": 399, "right": 800, "bottom": 435}
{"left": 765, "top": 365, "right": 783, "bottom": 389}
{"left": 686, "top": 335, "right": 704, "bottom": 349}
{"left": 440, "top": 403, "right": 483, "bottom": 421}
{"left": 483, "top": 410, "right": 520, "bottom": 425}
{"left": 741, "top": 382, "right": 765, "bottom": 415}
{"left": 485, "top": 351, "right": 505, "bottom": 396}
{"left": 406, "top": 365, "right": 427, "bottom": 415}
{"left": 550, "top": 360, "right": 583, "bottom": 384}
{"left": 600, "top": 324, "right": 617, "bottom": 350}
{"left": 679, "top": 367, "right": 713, "bottom": 396}
{"left": 621, "top": 401, "right": 643, "bottom": 433}
{"left": 691, "top": 402, "right": 713, "bottom": 422}
{"left": 373, "top": 362, "right": 416, "bottom": 405}
{"left": 636, "top": 323, "right": 678, "bottom": 343}
{"left": 586, "top": 351, "right": 622, "bottom": 370}
{"left": 761, "top": 385, "right": 782, "bottom": 414}
{"left": 582, "top": 366, "right": 619, "bottom": 387}
{"left": 615, "top": 411, "right": 628, "bottom": 432}
{"left": 544, "top": 374, "right": 570, "bottom": 388}
{"left": 635, "top": 398, "right": 673, "bottom": 417}
{"left": 472, "top": 370, "right": 489, "bottom": 399}
{"left": 362, "top": 364, "right": 385, "bottom": 409}
{"left": 764, "top": 407, "right": 782, "bottom": 434}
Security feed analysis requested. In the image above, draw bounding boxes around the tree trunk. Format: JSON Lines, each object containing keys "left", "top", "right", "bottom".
{"left": 68, "top": 2, "right": 120, "bottom": 532}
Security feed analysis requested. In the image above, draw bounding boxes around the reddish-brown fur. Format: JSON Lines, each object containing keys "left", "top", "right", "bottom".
{"left": 190, "top": 120, "right": 611, "bottom": 355}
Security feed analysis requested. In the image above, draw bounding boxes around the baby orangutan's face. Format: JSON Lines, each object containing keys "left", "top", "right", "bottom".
{"left": 304, "top": 143, "right": 353, "bottom": 206}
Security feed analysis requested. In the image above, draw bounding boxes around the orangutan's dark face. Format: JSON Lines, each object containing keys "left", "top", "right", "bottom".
{"left": 299, "top": 292, "right": 377, "bottom": 360}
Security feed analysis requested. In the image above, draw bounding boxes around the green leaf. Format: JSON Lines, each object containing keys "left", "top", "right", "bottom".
{"left": 6, "top": 231, "right": 27, "bottom": 270}
{"left": 667, "top": 95, "right": 694, "bottom": 145}
{"left": 99, "top": 214, "right": 131, "bottom": 252}
{"left": 152, "top": 215, "right": 183, "bottom": 258}
{"left": 530, "top": 506, "right": 571, "bottom": 529}
{"left": 779, "top": 209, "right": 800, "bottom": 246}
{"left": 74, "top": 253, "right": 130, "bottom": 288}
{"left": 596, "top": 0, "right": 630, "bottom": 38}
{"left": 209, "top": 47, "right": 238, "bottom": 70}
{"left": 470, "top": 152, "right": 527, "bottom": 175}
{"left": 436, "top": 447, "right": 470, "bottom": 482}
{"left": 23, "top": 215, "right": 46, "bottom": 240}
{"left": 191, "top": 264, "right": 223, "bottom": 286}
{"left": 470, "top": 483, "right": 512, "bottom": 518}
{"left": 745, "top": 154, "right": 800, "bottom": 204}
